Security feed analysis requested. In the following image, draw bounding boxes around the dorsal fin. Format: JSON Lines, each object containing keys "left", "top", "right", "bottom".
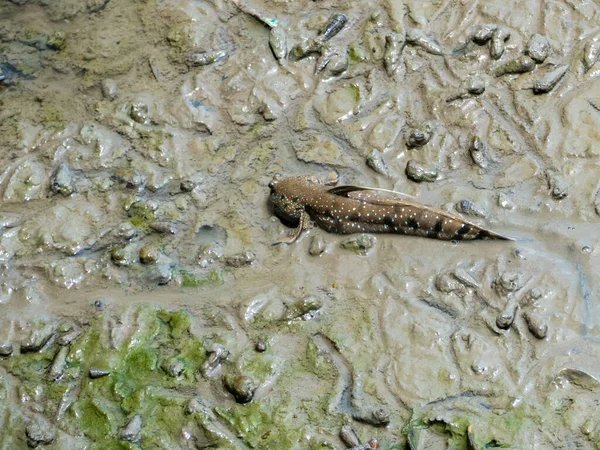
{"left": 327, "top": 185, "right": 416, "bottom": 198}
{"left": 326, "top": 185, "right": 371, "bottom": 196}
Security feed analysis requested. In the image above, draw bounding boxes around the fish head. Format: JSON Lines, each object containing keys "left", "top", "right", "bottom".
{"left": 268, "top": 174, "right": 321, "bottom": 224}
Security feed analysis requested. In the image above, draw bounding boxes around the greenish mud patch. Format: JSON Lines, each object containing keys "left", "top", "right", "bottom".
{"left": 404, "top": 403, "right": 533, "bottom": 449}
{"left": 179, "top": 269, "right": 223, "bottom": 287}
{"left": 40, "top": 104, "right": 66, "bottom": 130}
{"left": 1, "top": 306, "right": 211, "bottom": 449}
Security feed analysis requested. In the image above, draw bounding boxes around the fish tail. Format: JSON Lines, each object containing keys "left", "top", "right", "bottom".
{"left": 445, "top": 219, "right": 513, "bottom": 241}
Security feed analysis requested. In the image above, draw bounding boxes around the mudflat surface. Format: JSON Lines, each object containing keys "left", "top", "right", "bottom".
{"left": 1, "top": 0, "right": 600, "bottom": 448}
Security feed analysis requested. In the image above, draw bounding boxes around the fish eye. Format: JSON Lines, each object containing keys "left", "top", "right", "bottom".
{"left": 269, "top": 174, "right": 282, "bottom": 190}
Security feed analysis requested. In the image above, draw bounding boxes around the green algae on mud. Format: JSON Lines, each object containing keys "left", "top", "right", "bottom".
{"left": 403, "top": 402, "right": 536, "bottom": 449}
{"left": 1, "top": 306, "right": 211, "bottom": 448}
{"left": 179, "top": 268, "right": 224, "bottom": 287}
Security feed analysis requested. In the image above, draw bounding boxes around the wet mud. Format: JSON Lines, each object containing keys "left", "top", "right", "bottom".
{"left": 1, "top": 0, "right": 600, "bottom": 448}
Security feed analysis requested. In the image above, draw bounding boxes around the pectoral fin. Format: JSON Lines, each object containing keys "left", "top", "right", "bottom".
{"left": 273, "top": 211, "right": 310, "bottom": 245}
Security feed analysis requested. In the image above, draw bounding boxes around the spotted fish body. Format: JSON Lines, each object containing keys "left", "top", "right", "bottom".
{"left": 269, "top": 175, "right": 512, "bottom": 241}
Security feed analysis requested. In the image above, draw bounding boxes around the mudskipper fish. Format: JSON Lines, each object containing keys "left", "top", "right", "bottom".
{"left": 268, "top": 174, "right": 513, "bottom": 243}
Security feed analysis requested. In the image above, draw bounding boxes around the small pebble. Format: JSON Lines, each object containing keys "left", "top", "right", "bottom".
{"left": 353, "top": 407, "right": 390, "bottom": 426}
{"left": 224, "top": 375, "right": 257, "bottom": 403}
{"left": 187, "top": 50, "right": 227, "bottom": 66}
{"left": 139, "top": 246, "right": 160, "bottom": 264}
{"left": 493, "top": 55, "right": 535, "bottom": 77}
{"left": 224, "top": 251, "right": 256, "bottom": 268}
{"left": 269, "top": 27, "right": 287, "bottom": 62}
{"left": 325, "top": 171, "right": 339, "bottom": 186}
{"left": 120, "top": 415, "right": 142, "bottom": 443}
{"left": 472, "top": 24, "right": 496, "bottom": 44}
{"left": 111, "top": 248, "right": 127, "bottom": 263}
{"left": 526, "top": 34, "right": 551, "bottom": 63}
{"left": 114, "top": 168, "right": 145, "bottom": 188}
{"left": 523, "top": 310, "right": 548, "bottom": 339}
{"left": 340, "top": 234, "right": 376, "bottom": 256}
{"left": 465, "top": 75, "right": 485, "bottom": 95}
{"left": 101, "top": 79, "right": 118, "bottom": 100}
{"left": 546, "top": 170, "right": 569, "bottom": 199}
{"left": 496, "top": 298, "right": 518, "bottom": 329}
{"left": 89, "top": 368, "right": 111, "bottom": 379}
{"left": 48, "top": 346, "right": 69, "bottom": 380}
{"left": 52, "top": 164, "right": 74, "bottom": 196}
{"left": 180, "top": 180, "right": 196, "bottom": 192}
{"left": 26, "top": 415, "right": 55, "bottom": 447}
{"left": 185, "top": 398, "right": 203, "bottom": 415}
{"left": 328, "top": 53, "right": 348, "bottom": 75}
{"left": 406, "top": 122, "right": 435, "bottom": 148}
{"left": 149, "top": 221, "right": 179, "bottom": 235}
{"left": 130, "top": 102, "right": 149, "bottom": 124}
{"left": 340, "top": 425, "right": 360, "bottom": 447}
{"left": 168, "top": 361, "right": 185, "bottom": 377}
{"left": 58, "top": 329, "right": 82, "bottom": 346}
{"left": 255, "top": 341, "right": 267, "bottom": 352}
{"left": 200, "top": 344, "right": 229, "bottom": 378}
{"left": 456, "top": 200, "right": 487, "bottom": 218}
{"left": 494, "top": 272, "right": 523, "bottom": 295}
{"left": 406, "top": 28, "right": 443, "bottom": 55}
{"left": 0, "top": 342, "right": 13, "bottom": 356}
{"left": 47, "top": 31, "right": 66, "bottom": 50}
{"left": 470, "top": 136, "right": 489, "bottom": 169}
{"left": 368, "top": 438, "right": 380, "bottom": 449}
{"left": 21, "top": 325, "right": 54, "bottom": 353}
{"left": 309, "top": 235, "right": 326, "bottom": 256}
{"left": 533, "top": 65, "right": 568, "bottom": 94}
{"left": 490, "top": 27, "right": 510, "bottom": 60}
{"left": 383, "top": 32, "right": 405, "bottom": 76}
{"left": 406, "top": 160, "right": 438, "bottom": 182}
{"left": 366, "top": 149, "right": 392, "bottom": 176}
{"left": 116, "top": 222, "right": 137, "bottom": 240}
{"left": 149, "top": 263, "right": 172, "bottom": 285}
{"left": 583, "top": 36, "right": 600, "bottom": 72}
{"left": 497, "top": 193, "right": 515, "bottom": 210}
